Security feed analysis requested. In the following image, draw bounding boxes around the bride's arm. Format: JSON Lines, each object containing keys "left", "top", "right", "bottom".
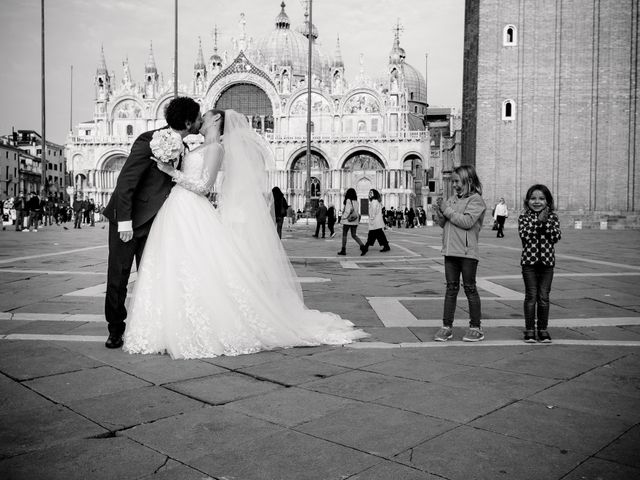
{"left": 168, "top": 144, "right": 224, "bottom": 196}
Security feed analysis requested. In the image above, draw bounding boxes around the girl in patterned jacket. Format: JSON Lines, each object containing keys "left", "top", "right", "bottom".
{"left": 518, "top": 184, "right": 562, "bottom": 343}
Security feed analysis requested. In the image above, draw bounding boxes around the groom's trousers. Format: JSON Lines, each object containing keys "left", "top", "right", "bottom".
{"left": 105, "top": 219, "right": 152, "bottom": 335}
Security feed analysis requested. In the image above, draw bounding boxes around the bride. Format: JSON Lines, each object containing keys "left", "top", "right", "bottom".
{"left": 123, "top": 109, "right": 368, "bottom": 359}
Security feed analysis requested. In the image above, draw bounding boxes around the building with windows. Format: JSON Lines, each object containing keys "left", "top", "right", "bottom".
{"left": 66, "top": 2, "right": 433, "bottom": 215}
{"left": 462, "top": 0, "right": 639, "bottom": 216}
{"left": 0, "top": 130, "right": 68, "bottom": 199}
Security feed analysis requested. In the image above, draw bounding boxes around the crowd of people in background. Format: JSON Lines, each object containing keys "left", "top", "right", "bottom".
{"left": 1, "top": 193, "right": 105, "bottom": 231}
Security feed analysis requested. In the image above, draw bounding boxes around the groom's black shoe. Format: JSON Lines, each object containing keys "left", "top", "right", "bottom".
{"left": 105, "top": 333, "right": 124, "bottom": 349}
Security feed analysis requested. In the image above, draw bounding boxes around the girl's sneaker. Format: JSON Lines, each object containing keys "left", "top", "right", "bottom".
{"left": 434, "top": 326, "right": 453, "bottom": 342}
{"left": 523, "top": 330, "right": 537, "bottom": 343}
{"left": 537, "top": 330, "right": 552, "bottom": 343}
{"left": 463, "top": 327, "right": 485, "bottom": 342}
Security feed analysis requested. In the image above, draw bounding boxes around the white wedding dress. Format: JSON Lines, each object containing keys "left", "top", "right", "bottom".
{"left": 124, "top": 114, "right": 367, "bottom": 359}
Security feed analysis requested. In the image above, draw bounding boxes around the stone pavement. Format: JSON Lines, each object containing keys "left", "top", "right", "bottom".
{"left": 0, "top": 221, "right": 639, "bottom": 479}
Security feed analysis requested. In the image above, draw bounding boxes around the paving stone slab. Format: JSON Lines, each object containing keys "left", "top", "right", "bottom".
{"left": 0, "top": 372, "right": 55, "bottom": 414}
{"left": 529, "top": 381, "right": 640, "bottom": 423}
{"left": 595, "top": 424, "right": 640, "bottom": 469}
{"left": 432, "top": 365, "right": 559, "bottom": 399}
{"left": 190, "top": 429, "right": 379, "bottom": 480}
{"left": 401, "top": 425, "right": 585, "bottom": 480}
{"left": 166, "top": 371, "right": 283, "bottom": 405}
{"left": 24, "top": 365, "right": 151, "bottom": 404}
{"left": 67, "top": 386, "right": 205, "bottom": 430}
{"left": 567, "top": 368, "right": 640, "bottom": 399}
{"left": 0, "top": 404, "right": 107, "bottom": 458}
{"left": 303, "top": 370, "right": 421, "bottom": 402}
{"left": 561, "top": 457, "right": 640, "bottom": 480}
{"left": 238, "top": 356, "right": 350, "bottom": 386}
{"left": 55, "top": 341, "right": 228, "bottom": 384}
{"left": 0, "top": 320, "right": 31, "bottom": 334}
{"left": 510, "top": 345, "right": 630, "bottom": 367}
{"left": 138, "top": 460, "right": 215, "bottom": 479}
{"left": 122, "top": 406, "right": 284, "bottom": 462}
{"left": 361, "top": 357, "right": 475, "bottom": 382}
{"left": 0, "top": 340, "right": 102, "bottom": 380}
{"left": 484, "top": 353, "right": 595, "bottom": 380}
{"left": 348, "top": 461, "right": 441, "bottom": 479}
{"left": 200, "top": 349, "right": 288, "bottom": 369}
{"left": 295, "top": 402, "right": 457, "bottom": 457}
{"left": 307, "top": 347, "right": 397, "bottom": 368}
{"left": 389, "top": 344, "right": 534, "bottom": 365}
{"left": 360, "top": 326, "right": 421, "bottom": 343}
{"left": 225, "top": 386, "right": 358, "bottom": 427}
{"left": 376, "top": 380, "right": 515, "bottom": 424}
{"left": 0, "top": 436, "right": 166, "bottom": 480}
{"left": 470, "top": 400, "right": 631, "bottom": 455}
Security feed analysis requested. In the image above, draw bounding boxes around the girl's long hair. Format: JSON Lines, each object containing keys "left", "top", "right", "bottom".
{"left": 369, "top": 189, "right": 381, "bottom": 201}
{"left": 523, "top": 184, "right": 555, "bottom": 212}
{"left": 453, "top": 165, "right": 482, "bottom": 196}
{"left": 344, "top": 188, "right": 357, "bottom": 205}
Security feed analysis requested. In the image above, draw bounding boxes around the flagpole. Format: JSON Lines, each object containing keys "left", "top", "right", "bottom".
{"left": 174, "top": 0, "right": 178, "bottom": 97}
{"left": 41, "top": 0, "right": 47, "bottom": 195}
{"left": 305, "top": 0, "right": 313, "bottom": 219}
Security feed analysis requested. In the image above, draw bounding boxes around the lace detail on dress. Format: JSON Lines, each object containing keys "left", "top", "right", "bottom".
{"left": 172, "top": 168, "right": 212, "bottom": 196}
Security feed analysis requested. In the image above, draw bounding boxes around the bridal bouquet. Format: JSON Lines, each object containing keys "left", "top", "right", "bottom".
{"left": 150, "top": 129, "right": 184, "bottom": 165}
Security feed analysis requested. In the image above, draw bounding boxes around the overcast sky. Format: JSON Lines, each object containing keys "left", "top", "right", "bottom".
{"left": 0, "top": 0, "right": 464, "bottom": 144}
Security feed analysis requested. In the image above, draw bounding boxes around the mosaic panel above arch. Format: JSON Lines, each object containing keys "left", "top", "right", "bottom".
{"left": 214, "top": 83, "right": 273, "bottom": 117}
{"left": 342, "top": 151, "right": 385, "bottom": 170}
{"left": 112, "top": 100, "right": 143, "bottom": 119}
{"left": 343, "top": 93, "right": 381, "bottom": 114}
{"left": 290, "top": 150, "right": 329, "bottom": 171}
{"left": 288, "top": 92, "right": 332, "bottom": 116}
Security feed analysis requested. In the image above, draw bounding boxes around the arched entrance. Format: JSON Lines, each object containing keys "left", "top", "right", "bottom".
{"left": 343, "top": 151, "right": 384, "bottom": 215}
{"left": 214, "top": 83, "right": 274, "bottom": 132}
{"left": 291, "top": 151, "right": 329, "bottom": 212}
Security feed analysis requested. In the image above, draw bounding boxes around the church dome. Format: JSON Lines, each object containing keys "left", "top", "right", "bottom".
{"left": 252, "top": 2, "right": 325, "bottom": 79}
{"left": 403, "top": 62, "right": 426, "bottom": 104}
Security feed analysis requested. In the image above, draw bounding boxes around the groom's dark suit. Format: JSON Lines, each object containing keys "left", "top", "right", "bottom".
{"left": 103, "top": 128, "right": 176, "bottom": 336}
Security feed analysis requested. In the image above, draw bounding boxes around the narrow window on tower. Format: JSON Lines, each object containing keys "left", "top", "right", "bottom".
{"left": 502, "top": 99, "right": 515, "bottom": 121}
{"left": 503, "top": 25, "right": 517, "bottom": 46}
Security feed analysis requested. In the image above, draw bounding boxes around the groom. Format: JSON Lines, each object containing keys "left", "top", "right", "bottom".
{"left": 102, "top": 96, "right": 202, "bottom": 349}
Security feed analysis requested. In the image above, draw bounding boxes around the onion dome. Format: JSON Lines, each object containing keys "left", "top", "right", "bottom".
{"left": 275, "top": 1, "right": 290, "bottom": 29}
{"left": 403, "top": 63, "right": 427, "bottom": 104}
{"left": 209, "top": 26, "right": 223, "bottom": 65}
{"left": 252, "top": 1, "right": 324, "bottom": 79}
{"left": 145, "top": 41, "right": 157, "bottom": 74}
{"left": 298, "top": 9, "right": 319, "bottom": 40}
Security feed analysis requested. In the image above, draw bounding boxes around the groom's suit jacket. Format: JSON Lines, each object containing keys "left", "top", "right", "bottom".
{"left": 103, "top": 128, "right": 175, "bottom": 232}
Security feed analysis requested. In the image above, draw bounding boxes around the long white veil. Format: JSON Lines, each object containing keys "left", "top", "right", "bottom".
{"left": 219, "top": 110, "right": 304, "bottom": 302}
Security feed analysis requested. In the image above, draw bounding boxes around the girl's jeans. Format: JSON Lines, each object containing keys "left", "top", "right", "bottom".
{"left": 522, "top": 264, "right": 554, "bottom": 330}
{"left": 443, "top": 256, "right": 482, "bottom": 328}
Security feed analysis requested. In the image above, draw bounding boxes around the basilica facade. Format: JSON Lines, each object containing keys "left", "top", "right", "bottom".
{"left": 66, "top": 2, "right": 430, "bottom": 215}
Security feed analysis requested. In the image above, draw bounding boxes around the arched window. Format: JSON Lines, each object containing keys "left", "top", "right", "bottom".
{"left": 503, "top": 25, "right": 517, "bottom": 46}
{"left": 357, "top": 121, "right": 367, "bottom": 134}
{"left": 502, "top": 99, "right": 515, "bottom": 120}
{"left": 126, "top": 125, "right": 133, "bottom": 136}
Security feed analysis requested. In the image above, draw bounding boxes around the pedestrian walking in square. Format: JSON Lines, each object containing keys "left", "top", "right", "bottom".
{"left": 360, "top": 189, "right": 390, "bottom": 255}
{"left": 433, "top": 165, "right": 487, "bottom": 342}
{"left": 519, "top": 184, "right": 561, "bottom": 343}
{"left": 313, "top": 199, "right": 327, "bottom": 238}
{"left": 337, "top": 188, "right": 365, "bottom": 256}
{"left": 327, "top": 204, "right": 337, "bottom": 238}
{"left": 493, "top": 197, "right": 508, "bottom": 237}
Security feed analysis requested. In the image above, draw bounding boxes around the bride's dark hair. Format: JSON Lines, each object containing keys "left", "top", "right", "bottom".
{"left": 209, "top": 109, "right": 225, "bottom": 135}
